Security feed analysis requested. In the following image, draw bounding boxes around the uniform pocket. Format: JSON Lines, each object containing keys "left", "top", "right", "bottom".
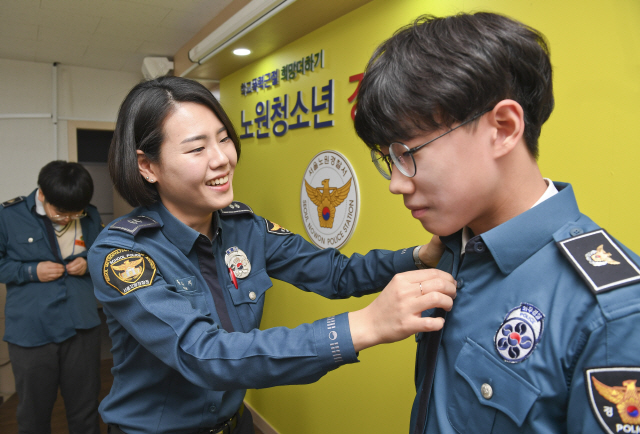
{"left": 447, "top": 338, "right": 540, "bottom": 433}
{"left": 228, "top": 268, "right": 272, "bottom": 305}
{"left": 14, "top": 231, "right": 48, "bottom": 260}
{"left": 175, "top": 275, "right": 211, "bottom": 317}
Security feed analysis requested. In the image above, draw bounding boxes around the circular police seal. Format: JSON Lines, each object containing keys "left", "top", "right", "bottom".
{"left": 224, "top": 247, "right": 251, "bottom": 279}
{"left": 300, "top": 150, "right": 359, "bottom": 249}
{"left": 494, "top": 303, "right": 545, "bottom": 363}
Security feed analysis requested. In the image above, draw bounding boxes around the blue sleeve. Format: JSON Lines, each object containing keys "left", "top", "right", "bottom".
{"left": 0, "top": 213, "right": 40, "bottom": 284}
{"left": 90, "top": 241, "right": 359, "bottom": 391}
{"left": 262, "top": 227, "right": 416, "bottom": 299}
{"left": 566, "top": 288, "right": 640, "bottom": 433}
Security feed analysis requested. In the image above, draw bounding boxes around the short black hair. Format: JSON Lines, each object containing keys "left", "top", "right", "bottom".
{"left": 38, "top": 160, "right": 93, "bottom": 212}
{"left": 354, "top": 12, "right": 554, "bottom": 158}
{"left": 109, "top": 76, "right": 241, "bottom": 207}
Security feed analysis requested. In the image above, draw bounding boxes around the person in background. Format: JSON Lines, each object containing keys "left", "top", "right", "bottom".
{"left": 354, "top": 12, "right": 640, "bottom": 434}
{"left": 0, "top": 160, "right": 103, "bottom": 434}
{"left": 87, "top": 76, "right": 456, "bottom": 434}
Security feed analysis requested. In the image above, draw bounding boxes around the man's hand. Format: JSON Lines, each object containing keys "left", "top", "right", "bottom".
{"left": 349, "top": 269, "right": 456, "bottom": 352}
{"left": 66, "top": 257, "right": 87, "bottom": 276}
{"left": 37, "top": 261, "right": 65, "bottom": 282}
{"left": 419, "top": 235, "right": 445, "bottom": 268}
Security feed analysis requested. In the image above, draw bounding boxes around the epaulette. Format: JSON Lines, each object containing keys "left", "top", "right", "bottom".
{"left": 219, "top": 201, "right": 253, "bottom": 216}
{"left": 556, "top": 228, "right": 640, "bottom": 294}
{"left": 1, "top": 196, "right": 25, "bottom": 208}
{"left": 109, "top": 215, "right": 161, "bottom": 236}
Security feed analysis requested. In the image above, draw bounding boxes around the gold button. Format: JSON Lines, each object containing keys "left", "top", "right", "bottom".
{"left": 28, "top": 237, "right": 33, "bottom": 243}
{"left": 249, "top": 291, "right": 256, "bottom": 300}
{"left": 481, "top": 383, "right": 493, "bottom": 399}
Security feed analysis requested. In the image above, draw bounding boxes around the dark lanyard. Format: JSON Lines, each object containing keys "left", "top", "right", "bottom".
{"left": 194, "top": 235, "right": 235, "bottom": 332}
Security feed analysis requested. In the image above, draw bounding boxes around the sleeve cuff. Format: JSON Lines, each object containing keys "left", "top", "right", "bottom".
{"left": 23, "top": 262, "right": 39, "bottom": 282}
{"left": 313, "top": 312, "right": 359, "bottom": 368}
{"left": 393, "top": 247, "right": 418, "bottom": 273}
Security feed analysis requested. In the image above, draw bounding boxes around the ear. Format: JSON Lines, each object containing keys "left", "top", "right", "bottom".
{"left": 487, "top": 99, "right": 525, "bottom": 159}
{"left": 137, "top": 150, "right": 158, "bottom": 183}
{"left": 37, "top": 188, "right": 45, "bottom": 202}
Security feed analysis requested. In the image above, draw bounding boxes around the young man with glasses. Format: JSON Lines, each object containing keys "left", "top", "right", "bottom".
{"left": 355, "top": 12, "right": 640, "bottom": 434}
{"left": 0, "top": 160, "right": 103, "bottom": 434}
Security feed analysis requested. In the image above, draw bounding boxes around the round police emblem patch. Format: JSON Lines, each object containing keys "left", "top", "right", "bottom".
{"left": 494, "top": 303, "right": 545, "bottom": 363}
{"left": 300, "top": 150, "right": 359, "bottom": 249}
{"left": 224, "top": 247, "right": 251, "bottom": 279}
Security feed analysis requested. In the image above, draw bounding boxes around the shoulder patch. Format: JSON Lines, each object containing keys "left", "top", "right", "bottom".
{"left": 219, "top": 201, "right": 253, "bottom": 216}
{"left": 557, "top": 229, "right": 640, "bottom": 294}
{"left": 109, "top": 216, "right": 160, "bottom": 236}
{"left": 265, "top": 219, "right": 293, "bottom": 236}
{"left": 103, "top": 249, "right": 157, "bottom": 295}
{"left": 585, "top": 367, "right": 640, "bottom": 433}
{"left": 2, "top": 196, "right": 25, "bottom": 208}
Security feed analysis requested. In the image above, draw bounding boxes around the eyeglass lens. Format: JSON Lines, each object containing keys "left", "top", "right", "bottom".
{"left": 390, "top": 143, "right": 416, "bottom": 177}
{"left": 371, "top": 149, "right": 392, "bottom": 180}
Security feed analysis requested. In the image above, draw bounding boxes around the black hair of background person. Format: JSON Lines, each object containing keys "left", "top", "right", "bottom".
{"left": 37, "top": 160, "right": 94, "bottom": 212}
{"left": 354, "top": 13, "right": 555, "bottom": 158}
{"left": 109, "top": 76, "right": 242, "bottom": 208}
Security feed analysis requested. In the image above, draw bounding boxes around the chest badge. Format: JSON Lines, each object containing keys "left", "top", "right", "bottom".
{"left": 494, "top": 302, "right": 545, "bottom": 363}
{"left": 586, "top": 367, "right": 640, "bottom": 433}
{"left": 225, "top": 247, "right": 251, "bottom": 279}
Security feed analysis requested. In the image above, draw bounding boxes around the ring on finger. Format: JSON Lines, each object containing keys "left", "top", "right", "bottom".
{"left": 419, "top": 282, "right": 423, "bottom": 295}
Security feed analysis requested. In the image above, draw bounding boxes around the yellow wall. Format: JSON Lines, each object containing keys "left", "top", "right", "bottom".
{"left": 220, "top": 0, "right": 640, "bottom": 432}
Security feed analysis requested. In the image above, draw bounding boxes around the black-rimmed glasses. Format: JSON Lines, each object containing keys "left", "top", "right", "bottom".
{"left": 371, "top": 108, "right": 492, "bottom": 179}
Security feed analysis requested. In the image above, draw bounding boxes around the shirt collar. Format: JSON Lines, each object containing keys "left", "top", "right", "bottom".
{"left": 148, "top": 201, "right": 221, "bottom": 256}
{"left": 480, "top": 182, "right": 580, "bottom": 274}
{"left": 460, "top": 178, "right": 559, "bottom": 253}
{"left": 34, "top": 188, "right": 46, "bottom": 216}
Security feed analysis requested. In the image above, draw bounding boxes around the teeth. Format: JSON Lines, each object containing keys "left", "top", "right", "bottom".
{"left": 207, "top": 175, "right": 228, "bottom": 186}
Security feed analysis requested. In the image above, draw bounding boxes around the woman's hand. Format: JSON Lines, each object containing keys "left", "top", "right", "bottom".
{"left": 348, "top": 269, "right": 456, "bottom": 352}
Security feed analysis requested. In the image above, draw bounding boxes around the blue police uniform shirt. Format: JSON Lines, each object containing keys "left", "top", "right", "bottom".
{"left": 0, "top": 189, "right": 102, "bottom": 346}
{"left": 410, "top": 182, "right": 640, "bottom": 434}
{"left": 88, "top": 200, "right": 415, "bottom": 434}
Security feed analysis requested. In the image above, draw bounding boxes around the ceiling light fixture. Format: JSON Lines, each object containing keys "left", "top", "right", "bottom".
{"left": 233, "top": 48, "right": 251, "bottom": 56}
{"left": 180, "top": 0, "right": 296, "bottom": 76}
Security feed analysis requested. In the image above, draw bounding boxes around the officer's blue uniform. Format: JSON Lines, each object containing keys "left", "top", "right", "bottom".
{"left": 410, "top": 182, "right": 640, "bottom": 434}
{"left": 88, "top": 200, "right": 415, "bottom": 434}
{"left": 0, "top": 189, "right": 102, "bottom": 345}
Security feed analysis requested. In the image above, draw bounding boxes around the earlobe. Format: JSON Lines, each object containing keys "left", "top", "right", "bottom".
{"left": 489, "top": 100, "right": 525, "bottom": 158}
{"left": 137, "top": 150, "right": 156, "bottom": 182}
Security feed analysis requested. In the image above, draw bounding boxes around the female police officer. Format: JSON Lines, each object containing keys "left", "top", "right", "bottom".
{"left": 87, "top": 76, "right": 456, "bottom": 434}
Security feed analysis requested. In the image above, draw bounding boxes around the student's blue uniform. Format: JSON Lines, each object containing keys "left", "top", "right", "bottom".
{"left": 88, "top": 200, "right": 415, "bottom": 434}
{"left": 410, "top": 182, "right": 640, "bottom": 434}
{"left": 0, "top": 189, "right": 102, "bottom": 345}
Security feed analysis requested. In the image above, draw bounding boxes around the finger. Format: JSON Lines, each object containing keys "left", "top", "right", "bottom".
{"left": 401, "top": 268, "right": 456, "bottom": 285}
{"left": 416, "top": 316, "right": 445, "bottom": 333}
{"left": 418, "top": 276, "right": 457, "bottom": 298}
{"left": 414, "top": 290, "right": 455, "bottom": 312}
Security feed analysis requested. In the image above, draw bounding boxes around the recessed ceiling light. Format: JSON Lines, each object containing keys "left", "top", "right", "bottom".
{"left": 233, "top": 48, "right": 251, "bottom": 56}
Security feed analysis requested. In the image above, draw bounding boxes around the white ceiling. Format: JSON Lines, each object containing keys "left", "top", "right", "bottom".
{"left": 0, "top": 0, "right": 236, "bottom": 73}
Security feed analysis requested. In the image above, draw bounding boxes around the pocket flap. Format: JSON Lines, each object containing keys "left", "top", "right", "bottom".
{"left": 16, "top": 232, "right": 44, "bottom": 244}
{"left": 228, "top": 268, "right": 272, "bottom": 305}
{"left": 455, "top": 338, "right": 540, "bottom": 427}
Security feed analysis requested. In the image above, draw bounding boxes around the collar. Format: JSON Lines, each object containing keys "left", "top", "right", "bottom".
{"left": 149, "top": 202, "right": 221, "bottom": 256}
{"left": 460, "top": 178, "right": 559, "bottom": 253}
{"left": 446, "top": 182, "right": 581, "bottom": 275}
{"left": 25, "top": 189, "right": 38, "bottom": 213}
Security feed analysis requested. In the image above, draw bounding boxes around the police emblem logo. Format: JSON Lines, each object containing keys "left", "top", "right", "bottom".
{"left": 585, "top": 367, "right": 640, "bottom": 434}
{"left": 224, "top": 247, "right": 251, "bottom": 279}
{"left": 265, "top": 219, "right": 292, "bottom": 236}
{"left": 1, "top": 196, "right": 25, "bottom": 208}
{"left": 557, "top": 229, "right": 640, "bottom": 294}
{"left": 103, "top": 249, "right": 157, "bottom": 295}
{"left": 494, "top": 303, "right": 544, "bottom": 363}
{"left": 300, "top": 150, "right": 360, "bottom": 249}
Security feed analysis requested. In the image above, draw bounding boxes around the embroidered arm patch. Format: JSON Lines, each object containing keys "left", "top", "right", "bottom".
{"left": 585, "top": 367, "right": 640, "bottom": 433}
{"left": 265, "top": 219, "right": 292, "bottom": 235}
{"left": 556, "top": 229, "right": 640, "bottom": 294}
{"left": 103, "top": 249, "right": 157, "bottom": 295}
